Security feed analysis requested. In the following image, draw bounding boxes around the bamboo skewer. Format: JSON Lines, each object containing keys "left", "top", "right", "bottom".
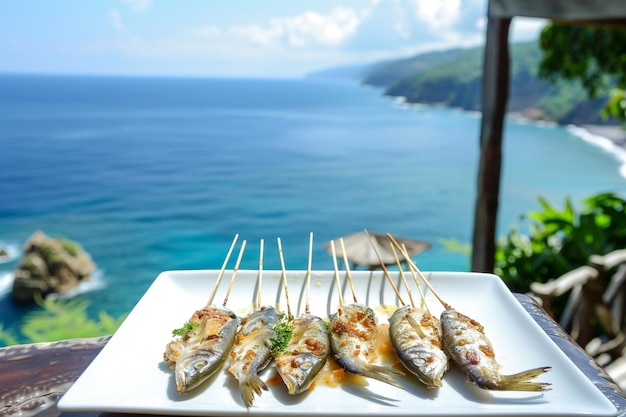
{"left": 363, "top": 230, "right": 406, "bottom": 306}
{"left": 256, "top": 239, "right": 264, "bottom": 308}
{"left": 386, "top": 233, "right": 452, "bottom": 310}
{"left": 304, "top": 232, "right": 313, "bottom": 315}
{"left": 399, "top": 243, "right": 430, "bottom": 312}
{"left": 388, "top": 243, "right": 417, "bottom": 308}
{"left": 222, "top": 239, "right": 247, "bottom": 308}
{"left": 339, "top": 238, "right": 358, "bottom": 304}
{"left": 206, "top": 234, "right": 239, "bottom": 307}
{"left": 330, "top": 240, "right": 345, "bottom": 308}
{"left": 277, "top": 237, "right": 293, "bottom": 318}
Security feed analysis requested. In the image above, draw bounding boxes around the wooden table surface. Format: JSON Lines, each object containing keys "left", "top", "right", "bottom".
{"left": 1, "top": 294, "right": 625, "bottom": 417}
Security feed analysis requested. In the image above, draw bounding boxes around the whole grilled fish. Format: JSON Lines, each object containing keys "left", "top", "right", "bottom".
{"left": 329, "top": 303, "right": 404, "bottom": 387}
{"left": 164, "top": 305, "right": 238, "bottom": 394}
{"left": 440, "top": 309, "right": 551, "bottom": 391}
{"left": 389, "top": 305, "right": 448, "bottom": 389}
{"left": 228, "top": 305, "right": 281, "bottom": 407}
{"left": 274, "top": 313, "right": 330, "bottom": 394}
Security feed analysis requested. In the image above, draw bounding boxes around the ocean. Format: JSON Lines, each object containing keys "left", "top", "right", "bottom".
{"left": 1, "top": 74, "right": 625, "bottom": 340}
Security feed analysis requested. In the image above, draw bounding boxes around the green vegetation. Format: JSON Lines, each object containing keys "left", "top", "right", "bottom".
{"left": 438, "top": 238, "right": 472, "bottom": 257}
{"left": 324, "top": 41, "right": 609, "bottom": 125}
{"left": 495, "top": 193, "right": 626, "bottom": 315}
{"left": 172, "top": 321, "right": 198, "bottom": 338}
{"left": 59, "top": 238, "right": 81, "bottom": 256}
{"left": 538, "top": 24, "right": 626, "bottom": 121}
{"left": 270, "top": 313, "right": 294, "bottom": 356}
{"left": 361, "top": 48, "right": 470, "bottom": 87}
{"left": 0, "top": 296, "right": 126, "bottom": 347}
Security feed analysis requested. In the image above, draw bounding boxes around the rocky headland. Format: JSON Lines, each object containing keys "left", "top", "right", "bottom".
{"left": 11, "top": 231, "right": 96, "bottom": 302}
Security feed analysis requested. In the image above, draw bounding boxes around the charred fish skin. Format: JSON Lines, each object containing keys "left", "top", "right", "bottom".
{"left": 440, "top": 309, "right": 551, "bottom": 392}
{"left": 389, "top": 305, "right": 449, "bottom": 389}
{"left": 330, "top": 303, "right": 404, "bottom": 388}
{"left": 274, "top": 314, "right": 330, "bottom": 395}
{"left": 164, "top": 305, "right": 239, "bottom": 394}
{"left": 228, "top": 305, "right": 281, "bottom": 407}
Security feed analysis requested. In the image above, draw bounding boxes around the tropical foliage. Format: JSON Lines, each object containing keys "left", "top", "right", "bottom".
{"left": 0, "top": 296, "right": 126, "bottom": 346}
{"left": 495, "top": 193, "right": 626, "bottom": 304}
{"left": 538, "top": 24, "right": 626, "bottom": 121}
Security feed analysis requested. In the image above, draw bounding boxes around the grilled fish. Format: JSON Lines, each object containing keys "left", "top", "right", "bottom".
{"left": 164, "top": 305, "right": 238, "bottom": 394}
{"left": 274, "top": 313, "right": 330, "bottom": 394}
{"left": 389, "top": 305, "right": 448, "bottom": 388}
{"left": 228, "top": 305, "right": 281, "bottom": 407}
{"left": 440, "top": 309, "right": 551, "bottom": 391}
{"left": 329, "top": 303, "right": 404, "bottom": 387}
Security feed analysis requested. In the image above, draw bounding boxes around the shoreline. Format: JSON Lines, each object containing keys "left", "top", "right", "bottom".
{"left": 566, "top": 124, "right": 626, "bottom": 179}
{"left": 393, "top": 94, "right": 626, "bottom": 180}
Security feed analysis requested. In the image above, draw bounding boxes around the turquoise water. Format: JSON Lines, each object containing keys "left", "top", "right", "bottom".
{"left": 1, "top": 74, "right": 625, "bottom": 337}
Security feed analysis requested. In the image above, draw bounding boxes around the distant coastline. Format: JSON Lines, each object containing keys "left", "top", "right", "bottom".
{"left": 391, "top": 93, "right": 626, "bottom": 177}
{"left": 567, "top": 124, "right": 626, "bottom": 179}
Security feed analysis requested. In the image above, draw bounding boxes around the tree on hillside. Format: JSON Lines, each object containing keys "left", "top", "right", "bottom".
{"left": 538, "top": 24, "right": 626, "bottom": 121}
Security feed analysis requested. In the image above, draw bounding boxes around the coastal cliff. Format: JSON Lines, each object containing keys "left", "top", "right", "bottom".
{"left": 309, "top": 42, "right": 618, "bottom": 126}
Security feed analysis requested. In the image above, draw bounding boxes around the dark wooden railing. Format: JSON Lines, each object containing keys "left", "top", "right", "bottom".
{"left": 0, "top": 336, "right": 109, "bottom": 417}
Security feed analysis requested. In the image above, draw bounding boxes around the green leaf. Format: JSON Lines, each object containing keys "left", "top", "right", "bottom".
{"left": 172, "top": 321, "right": 197, "bottom": 337}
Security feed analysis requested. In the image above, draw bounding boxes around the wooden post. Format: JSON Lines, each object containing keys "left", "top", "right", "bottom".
{"left": 471, "top": 15, "right": 511, "bottom": 272}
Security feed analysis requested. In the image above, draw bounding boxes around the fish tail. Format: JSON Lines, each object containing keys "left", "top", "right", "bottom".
{"left": 240, "top": 374, "right": 268, "bottom": 407}
{"left": 497, "top": 366, "right": 552, "bottom": 391}
{"left": 360, "top": 364, "right": 405, "bottom": 388}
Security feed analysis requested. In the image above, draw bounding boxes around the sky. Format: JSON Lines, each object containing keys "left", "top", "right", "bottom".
{"left": 0, "top": 0, "right": 546, "bottom": 78}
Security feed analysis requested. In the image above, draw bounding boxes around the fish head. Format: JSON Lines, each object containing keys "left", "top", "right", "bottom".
{"left": 276, "top": 352, "right": 326, "bottom": 394}
{"left": 175, "top": 349, "right": 222, "bottom": 393}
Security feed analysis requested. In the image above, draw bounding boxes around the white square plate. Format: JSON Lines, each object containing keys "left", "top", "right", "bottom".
{"left": 58, "top": 270, "right": 618, "bottom": 416}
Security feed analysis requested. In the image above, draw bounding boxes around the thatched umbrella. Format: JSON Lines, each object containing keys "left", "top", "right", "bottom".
{"left": 323, "top": 231, "right": 430, "bottom": 270}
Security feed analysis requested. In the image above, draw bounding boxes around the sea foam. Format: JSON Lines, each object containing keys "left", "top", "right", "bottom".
{"left": 567, "top": 125, "right": 626, "bottom": 180}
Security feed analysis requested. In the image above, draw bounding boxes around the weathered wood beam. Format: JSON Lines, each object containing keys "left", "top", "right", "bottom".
{"left": 0, "top": 336, "right": 109, "bottom": 417}
{"left": 471, "top": 15, "right": 511, "bottom": 272}
{"left": 489, "top": 0, "right": 626, "bottom": 20}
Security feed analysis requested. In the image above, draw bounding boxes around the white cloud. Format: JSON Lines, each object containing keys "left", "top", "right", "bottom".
{"left": 121, "top": 0, "right": 150, "bottom": 13}
{"left": 414, "top": 0, "right": 462, "bottom": 30}
{"left": 510, "top": 17, "right": 547, "bottom": 42}
{"left": 109, "top": 10, "right": 127, "bottom": 33}
{"left": 194, "top": 6, "right": 360, "bottom": 50}
{"left": 108, "top": 9, "right": 144, "bottom": 44}
{"left": 98, "top": 0, "right": 541, "bottom": 77}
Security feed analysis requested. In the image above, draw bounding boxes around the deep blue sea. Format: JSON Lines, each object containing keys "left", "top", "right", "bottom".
{"left": 1, "top": 74, "right": 625, "bottom": 340}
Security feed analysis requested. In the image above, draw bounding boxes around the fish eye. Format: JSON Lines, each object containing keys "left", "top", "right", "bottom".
{"left": 193, "top": 360, "right": 208, "bottom": 370}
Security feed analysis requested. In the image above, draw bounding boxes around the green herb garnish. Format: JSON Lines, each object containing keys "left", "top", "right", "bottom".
{"left": 172, "top": 321, "right": 197, "bottom": 337}
{"left": 270, "top": 314, "right": 294, "bottom": 356}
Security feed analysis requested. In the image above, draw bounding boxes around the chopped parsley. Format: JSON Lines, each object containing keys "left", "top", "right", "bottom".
{"left": 270, "top": 314, "right": 294, "bottom": 356}
{"left": 172, "top": 321, "right": 197, "bottom": 337}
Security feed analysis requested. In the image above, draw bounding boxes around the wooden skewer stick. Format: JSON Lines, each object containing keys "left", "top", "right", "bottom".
{"left": 206, "top": 233, "right": 239, "bottom": 307}
{"left": 399, "top": 242, "right": 430, "bottom": 312}
{"left": 389, "top": 243, "right": 416, "bottom": 308}
{"left": 222, "top": 239, "right": 247, "bottom": 307}
{"left": 277, "top": 237, "right": 293, "bottom": 318}
{"left": 304, "top": 232, "right": 313, "bottom": 315}
{"left": 386, "top": 233, "right": 452, "bottom": 310}
{"left": 255, "top": 239, "right": 264, "bottom": 308}
{"left": 339, "top": 238, "right": 359, "bottom": 304}
{"left": 363, "top": 229, "right": 406, "bottom": 306}
{"left": 330, "top": 240, "right": 345, "bottom": 308}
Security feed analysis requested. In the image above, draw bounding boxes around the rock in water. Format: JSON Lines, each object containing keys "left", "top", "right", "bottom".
{"left": 11, "top": 231, "right": 96, "bottom": 302}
